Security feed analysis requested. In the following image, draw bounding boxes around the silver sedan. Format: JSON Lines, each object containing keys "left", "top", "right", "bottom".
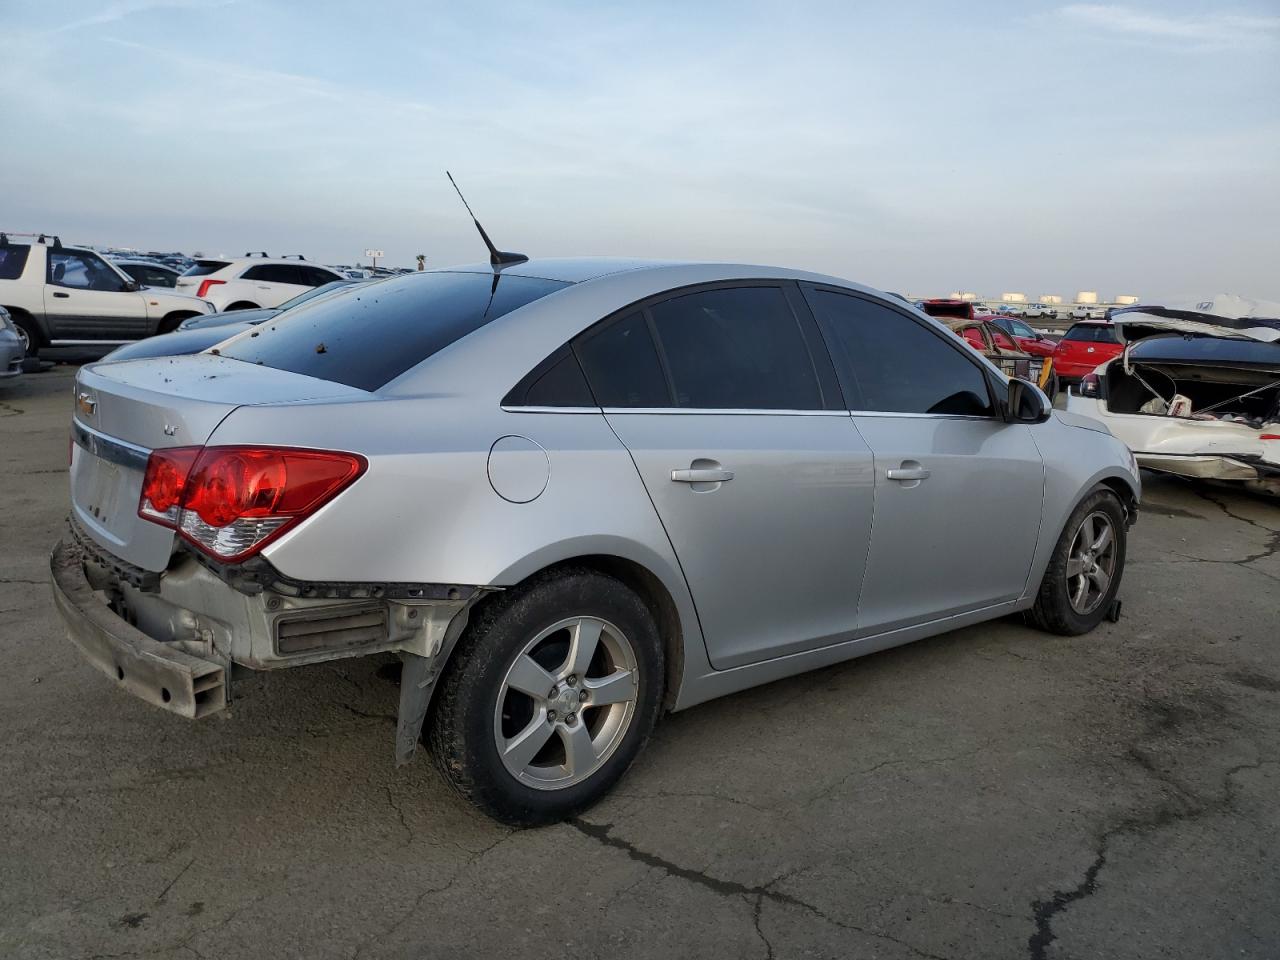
{"left": 51, "top": 259, "right": 1140, "bottom": 824}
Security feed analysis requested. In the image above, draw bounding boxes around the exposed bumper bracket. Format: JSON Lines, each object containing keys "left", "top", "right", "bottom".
{"left": 50, "top": 538, "right": 227, "bottom": 719}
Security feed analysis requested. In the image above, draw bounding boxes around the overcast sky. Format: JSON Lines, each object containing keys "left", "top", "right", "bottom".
{"left": 1, "top": 0, "right": 1277, "bottom": 300}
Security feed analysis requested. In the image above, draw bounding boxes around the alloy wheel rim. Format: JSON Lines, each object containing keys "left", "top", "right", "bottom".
{"left": 15, "top": 325, "right": 30, "bottom": 353}
{"left": 493, "top": 616, "right": 639, "bottom": 791}
{"left": 1065, "top": 510, "right": 1117, "bottom": 615}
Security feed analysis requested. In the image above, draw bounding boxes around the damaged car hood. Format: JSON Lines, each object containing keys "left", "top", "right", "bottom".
{"left": 1111, "top": 295, "right": 1280, "bottom": 344}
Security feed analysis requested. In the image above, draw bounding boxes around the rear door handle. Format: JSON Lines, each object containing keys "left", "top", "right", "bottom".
{"left": 53, "top": 291, "right": 70, "bottom": 298}
{"left": 886, "top": 466, "right": 930, "bottom": 482}
{"left": 672, "top": 468, "right": 734, "bottom": 483}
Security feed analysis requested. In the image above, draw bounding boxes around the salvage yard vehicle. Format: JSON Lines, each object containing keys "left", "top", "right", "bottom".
{"left": 103, "top": 280, "right": 365, "bottom": 362}
{"left": 988, "top": 314, "right": 1057, "bottom": 359}
{"left": 949, "top": 316, "right": 1057, "bottom": 395}
{"left": 113, "top": 259, "right": 182, "bottom": 289}
{"left": 0, "top": 306, "right": 24, "bottom": 381}
{"left": 0, "top": 233, "right": 214, "bottom": 357}
{"left": 1052, "top": 320, "right": 1125, "bottom": 384}
{"left": 1067, "top": 299, "right": 1280, "bottom": 496}
{"left": 51, "top": 256, "right": 1141, "bottom": 825}
{"left": 175, "top": 253, "right": 346, "bottom": 311}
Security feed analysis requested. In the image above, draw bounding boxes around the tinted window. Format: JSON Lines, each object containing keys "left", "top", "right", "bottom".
{"left": 648, "top": 286, "right": 822, "bottom": 410}
{"left": 512, "top": 350, "right": 596, "bottom": 407}
{"left": 808, "top": 290, "right": 994, "bottom": 417}
{"left": 576, "top": 312, "right": 670, "bottom": 407}
{"left": 182, "top": 260, "right": 230, "bottom": 277}
{"left": 0, "top": 244, "right": 30, "bottom": 280}
{"left": 1063, "top": 324, "right": 1118, "bottom": 343}
{"left": 243, "top": 264, "right": 306, "bottom": 284}
{"left": 302, "top": 266, "right": 340, "bottom": 286}
{"left": 219, "top": 271, "right": 567, "bottom": 391}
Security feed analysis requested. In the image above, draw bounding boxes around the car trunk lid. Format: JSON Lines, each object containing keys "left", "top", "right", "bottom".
{"left": 71, "top": 354, "right": 368, "bottom": 572}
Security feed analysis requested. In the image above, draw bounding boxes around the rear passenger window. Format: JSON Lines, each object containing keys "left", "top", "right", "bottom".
{"left": 504, "top": 348, "right": 596, "bottom": 407}
{"left": 576, "top": 312, "right": 670, "bottom": 408}
{"left": 0, "top": 245, "right": 31, "bottom": 280}
{"left": 647, "top": 286, "right": 822, "bottom": 410}
{"left": 243, "top": 264, "right": 304, "bottom": 284}
{"left": 808, "top": 290, "right": 994, "bottom": 417}
{"left": 302, "top": 266, "right": 339, "bottom": 286}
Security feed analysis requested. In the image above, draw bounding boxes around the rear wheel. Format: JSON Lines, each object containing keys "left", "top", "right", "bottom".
{"left": 158, "top": 312, "right": 197, "bottom": 334}
{"left": 429, "top": 570, "right": 663, "bottom": 825}
{"left": 12, "top": 315, "right": 41, "bottom": 357}
{"left": 1028, "top": 487, "right": 1126, "bottom": 635}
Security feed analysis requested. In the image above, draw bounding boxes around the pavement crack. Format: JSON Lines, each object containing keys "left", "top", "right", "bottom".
{"left": 349, "top": 831, "right": 513, "bottom": 958}
{"left": 1026, "top": 754, "right": 1273, "bottom": 959}
{"left": 1186, "top": 486, "right": 1280, "bottom": 565}
{"left": 155, "top": 856, "right": 196, "bottom": 904}
{"left": 384, "top": 784, "right": 413, "bottom": 844}
{"left": 569, "top": 818, "right": 951, "bottom": 960}
{"left": 750, "top": 893, "right": 776, "bottom": 960}
{"left": 1028, "top": 844, "right": 1107, "bottom": 960}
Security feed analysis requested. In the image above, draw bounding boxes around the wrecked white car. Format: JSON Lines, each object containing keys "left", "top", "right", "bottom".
{"left": 1067, "top": 296, "right": 1280, "bottom": 496}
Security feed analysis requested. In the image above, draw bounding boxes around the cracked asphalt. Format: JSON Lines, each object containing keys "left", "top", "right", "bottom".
{"left": 3, "top": 367, "right": 1279, "bottom": 960}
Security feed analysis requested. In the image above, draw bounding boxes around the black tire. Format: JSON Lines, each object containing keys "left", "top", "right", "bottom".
{"left": 12, "top": 314, "right": 42, "bottom": 358}
{"left": 158, "top": 312, "right": 197, "bottom": 334}
{"left": 428, "top": 569, "right": 664, "bottom": 826}
{"left": 1028, "top": 486, "right": 1127, "bottom": 636}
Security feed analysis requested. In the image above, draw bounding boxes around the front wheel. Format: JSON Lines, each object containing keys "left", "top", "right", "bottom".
{"left": 13, "top": 316, "right": 41, "bottom": 357}
{"left": 1028, "top": 487, "right": 1127, "bottom": 635}
{"left": 428, "top": 570, "right": 664, "bottom": 825}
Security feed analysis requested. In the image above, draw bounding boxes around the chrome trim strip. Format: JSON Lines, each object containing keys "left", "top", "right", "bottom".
{"left": 72, "top": 419, "right": 151, "bottom": 470}
{"left": 601, "top": 408, "right": 850, "bottom": 417}
{"left": 500, "top": 406, "right": 601, "bottom": 414}
{"left": 51, "top": 339, "right": 137, "bottom": 346}
{"left": 846, "top": 410, "right": 997, "bottom": 421}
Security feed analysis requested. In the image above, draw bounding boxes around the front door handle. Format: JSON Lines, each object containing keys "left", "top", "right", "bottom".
{"left": 672, "top": 467, "right": 734, "bottom": 483}
{"left": 886, "top": 465, "right": 930, "bottom": 482}
{"left": 53, "top": 291, "right": 70, "bottom": 298}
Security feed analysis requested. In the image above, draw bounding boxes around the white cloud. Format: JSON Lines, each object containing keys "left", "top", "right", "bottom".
{"left": 1058, "top": 4, "right": 1280, "bottom": 49}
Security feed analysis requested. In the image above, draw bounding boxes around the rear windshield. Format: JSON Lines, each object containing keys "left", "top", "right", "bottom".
{"left": 0, "top": 244, "right": 30, "bottom": 280}
{"left": 218, "top": 271, "right": 569, "bottom": 391}
{"left": 182, "top": 259, "right": 231, "bottom": 277}
{"left": 1063, "top": 324, "right": 1118, "bottom": 343}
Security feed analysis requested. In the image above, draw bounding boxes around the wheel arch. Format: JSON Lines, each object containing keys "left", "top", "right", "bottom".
{"left": 159, "top": 310, "right": 199, "bottom": 333}
{"left": 487, "top": 549, "right": 690, "bottom": 711}
{"left": 225, "top": 301, "right": 260, "bottom": 311}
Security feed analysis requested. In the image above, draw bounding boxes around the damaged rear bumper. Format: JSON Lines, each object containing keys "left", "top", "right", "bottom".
{"left": 1134, "top": 453, "right": 1264, "bottom": 480}
{"left": 50, "top": 537, "right": 228, "bottom": 718}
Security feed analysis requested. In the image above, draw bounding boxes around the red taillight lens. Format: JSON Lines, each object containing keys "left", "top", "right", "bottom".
{"left": 195, "top": 278, "right": 225, "bottom": 298}
{"left": 138, "top": 446, "right": 366, "bottom": 562}
{"left": 139, "top": 446, "right": 201, "bottom": 526}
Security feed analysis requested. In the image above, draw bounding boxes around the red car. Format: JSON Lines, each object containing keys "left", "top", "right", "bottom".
{"left": 988, "top": 315, "right": 1057, "bottom": 359}
{"left": 1053, "top": 321, "right": 1124, "bottom": 381}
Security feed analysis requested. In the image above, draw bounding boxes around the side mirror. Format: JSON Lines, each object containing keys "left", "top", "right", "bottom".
{"left": 1007, "top": 377, "right": 1051, "bottom": 423}
{"left": 123, "top": 279, "right": 142, "bottom": 292}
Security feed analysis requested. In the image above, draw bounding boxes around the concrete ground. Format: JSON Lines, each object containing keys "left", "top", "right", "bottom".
{"left": 2, "top": 366, "right": 1278, "bottom": 960}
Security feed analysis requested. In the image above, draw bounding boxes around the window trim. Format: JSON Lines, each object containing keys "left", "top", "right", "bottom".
{"left": 797, "top": 282, "right": 1002, "bottom": 420}
{"left": 504, "top": 279, "right": 846, "bottom": 413}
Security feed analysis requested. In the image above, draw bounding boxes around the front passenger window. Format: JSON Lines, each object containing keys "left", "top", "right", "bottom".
{"left": 807, "top": 290, "right": 994, "bottom": 417}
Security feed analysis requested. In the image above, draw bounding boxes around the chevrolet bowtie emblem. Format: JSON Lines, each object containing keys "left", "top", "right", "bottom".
{"left": 77, "top": 392, "right": 96, "bottom": 417}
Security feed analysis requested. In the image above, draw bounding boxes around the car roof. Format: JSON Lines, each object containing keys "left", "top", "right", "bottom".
{"left": 435, "top": 257, "right": 685, "bottom": 284}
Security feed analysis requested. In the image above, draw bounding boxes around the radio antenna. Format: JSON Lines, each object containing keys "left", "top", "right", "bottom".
{"left": 446, "top": 172, "right": 528, "bottom": 267}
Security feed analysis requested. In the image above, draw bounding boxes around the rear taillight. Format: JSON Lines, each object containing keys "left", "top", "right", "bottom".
{"left": 138, "top": 446, "right": 366, "bottom": 562}
{"left": 1077, "top": 373, "right": 1101, "bottom": 398}
{"left": 195, "top": 278, "right": 225, "bottom": 299}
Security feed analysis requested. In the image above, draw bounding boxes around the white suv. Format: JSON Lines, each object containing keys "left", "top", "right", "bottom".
{"left": 175, "top": 254, "right": 345, "bottom": 311}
